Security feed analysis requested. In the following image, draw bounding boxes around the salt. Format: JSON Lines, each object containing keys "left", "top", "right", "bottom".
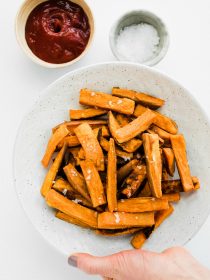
{"left": 116, "top": 23, "right": 160, "bottom": 63}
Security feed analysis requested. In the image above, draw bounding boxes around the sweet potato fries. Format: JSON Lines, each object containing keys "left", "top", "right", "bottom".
{"left": 41, "top": 87, "right": 200, "bottom": 249}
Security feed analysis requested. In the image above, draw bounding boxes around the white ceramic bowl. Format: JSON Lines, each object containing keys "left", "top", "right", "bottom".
{"left": 13, "top": 62, "right": 210, "bottom": 256}
{"left": 109, "top": 10, "right": 169, "bottom": 66}
{"left": 15, "top": 0, "right": 94, "bottom": 68}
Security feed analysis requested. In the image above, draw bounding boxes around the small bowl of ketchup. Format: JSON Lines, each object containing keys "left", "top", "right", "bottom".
{"left": 15, "top": 0, "right": 94, "bottom": 68}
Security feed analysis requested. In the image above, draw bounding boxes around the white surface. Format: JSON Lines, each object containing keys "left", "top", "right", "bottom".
{"left": 1, "top": 0, "right": 210, "bottom": 279}
{"left": 14, "top": 62, "right": 210, "bottom": 256}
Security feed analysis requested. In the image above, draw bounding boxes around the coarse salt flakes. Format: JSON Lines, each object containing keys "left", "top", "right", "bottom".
{"left": 72, "top": 198, "right": 82, "bottom": 204}
{"left": 117, "top": 99, "right": 123, "bottom": 104}
{"left": 116, "top": 23, "right": 160, "bottom": 63}
{"left": 91, "top": 92, "right": 96, "bottom": 96}
{"left": 114, "top": 213, "right": 120, "bottom": 224}
{"left": 62, "top": 188, "right": 68, "bottom": 196}
{"left": 108, "top": 101, "right": 113, "bottom": 106}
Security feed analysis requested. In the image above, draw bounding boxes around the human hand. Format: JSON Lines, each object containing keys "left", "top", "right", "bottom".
{"left": 68, "top": 247, "right": 210, "bottom": 280}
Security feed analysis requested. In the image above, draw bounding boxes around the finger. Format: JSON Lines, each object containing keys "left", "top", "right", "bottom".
{"left": 68, "top": 253, "right": 116, "bottom": 278}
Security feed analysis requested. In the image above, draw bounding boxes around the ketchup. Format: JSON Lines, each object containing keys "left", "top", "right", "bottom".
{"left": 25, "top": 0, "right": 90, "bottom": 64}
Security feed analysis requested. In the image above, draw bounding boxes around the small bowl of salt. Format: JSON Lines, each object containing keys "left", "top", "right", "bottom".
{"left": 109, "top": 10, "right": 169, "bottom": 66}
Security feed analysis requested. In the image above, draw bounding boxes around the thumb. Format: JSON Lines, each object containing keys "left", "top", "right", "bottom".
{"left": 68, "top": 253, "right": 118, "bottom": 278}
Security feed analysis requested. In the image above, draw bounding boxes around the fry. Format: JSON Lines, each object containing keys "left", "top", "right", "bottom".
{"left": 131, "top": 232, "right": 147, "bottom": 249}
{"left": 115, "top": 109, "right": 156, "bottom": 143}
{"left": 99, "top": 136, "right": 133, "bottom": 160}
{"left": 143, "top": 133, "right": 162, "bottom": 198}
{"left": 101, "top": 126, "right": 110, "bottom": 137}
{"left": 80, "top": 160, "right": 106, "bottom": 207}
{"left": 95, "top": 228, "right": 141, "bottom": 237}
{"left": 121, "top": 165, "right": 147, "bottom": 198}
{"left": 112, "top": 87, "right": 165, "bottom": 109}
{"left": 131, "top": 204, "right": 174, "bottom": 249}
{"left": 162, "top": 148, "right": 175, "bottom": 176}
{"left": 63, "top": 163, "right": 91, "bottom": 201}
{"left": 52, "top": 178, "right": 92, "bottom": 207}
{"left": 117, "top": 159, "right": 139, "bottom": 183}
{"left": 52, "top": 120, "right": 107, "bottom": 133}
{"left": 107, "top": 138, "right": 117, "bottom": 212}
{"left": 170, "top": 135, "right": 194, "bottom": 192}
{"left": 57, "top": 135, "right": 80, "bottom": 149}
{"left": 80, "top": 88, "right": 135, "bottom": 115}
{"left": 55, "top": 211, "right": 91, "bottom": 229}
{"left": 134, "top": 105, "right": 178, "bottom": 134}
{"left": 46, "top": 189, "right": 98, "bottom": 228}
{"left": 155, "top": 203, "right": 174, "bottom": 228}
{"left": 108, "top": 111, "right": 142, "bottom": 152}
{"left": 98, "top": 212, "right": 155, "bottom": 229}
{"left": 162, "top": 177, "right": 199, "bottom": 193}
{"left": 41, "top": 144, "right": 67, "bottom": 197}
{"left": 74, "top": 123, "right": 105, "bottom": 171}
{"left": 162, "top": 193, "right": 180, "bottom": 202}
{"left": 118, "top": 197, "right": 169, "bottom": 212}
{"left": 41, "top": 124, "right": 69, "bottom": 167}
{"left": 151, "top": 125, "right": 173, "bottom": 142}
{"left": 70, "top": 108, "right": 107, "bottom": 120}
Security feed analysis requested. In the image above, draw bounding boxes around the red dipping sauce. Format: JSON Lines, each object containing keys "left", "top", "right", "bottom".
{"left": 25, "top": 0, "right": 90, "bottom": 64}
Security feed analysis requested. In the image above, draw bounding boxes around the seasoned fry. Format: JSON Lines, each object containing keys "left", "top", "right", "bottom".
{"left": 134, "top": 105, "right": 178, "bottom": 134}
{"left": 95, "top": 228, "right": 141, "bottom": 237}
{"left": 107, "top": 138, "right": 117, "bottom": 212}
{"left": 108, "top": 111, "right": 142, "bottom": 152}
{"left": 162, "top": 193, "right": 180, "bottom": 202}
{"left": 80, "top": 89, "right": 135, "bottom": 115}
{"left": 143, "top": 133, "right": 162, "bottom": 198}
{"left": 63, "top": 163, "right": 91, "bottom": 201}
{"left": 121, "top": 165, "right": 147, "bottom": 198}
{"left": 41, "top": 144, "right": 67, "bottom": 197}
{"left": 117, "top": 159, "right": 139, "bottom": 183}
{"left": 162, "top": 177, "right": 199, "bottom": 193}
{"left": 112, "top": 87, "right": 165, "bottom": 109}
{"left": 41, "top": 124, "right": 69, "bottom": 167}
{"left": 53, "top": 178, "right": 92, "bottom": 207}
{"left": 56, "top": 211, "right": 91, "bottom": 229}
{"left": 170, "top": 135, "right": 194, "bottom": 192}
{"left": 98, "top": 211, "right": 155, "bottom": 229}
{"left": 74, "top": 123, "right": 105, "bottom": 171}
{"left": 46, "top": 189, "right": 98, "bottom": 228}
{"left": 80, "top": 160, "right": 106, "bottom": 207}
{"left": 100, "top": 136, "right": 133, "bottom": 160}
{"left": 118, "top": 197, "right": 169, "bottom": 212}
{"left": 162, "top": 148, "right": 175, "bottom": 177}
{"left": 57, "top": 135, "right": 80, "bottom": 149}
{"left": 131, "top": 204, "right": 174, "bottom": 249}
{"left": 138, "top": 181, "right": 152, "bottom": 197}
{"left": 52, "top": 120, "right": 107, "bottom": 133}
{"left": 70, "top": 108, "right": 107, "bottom": 120}
{"left": 115, "top": 109, "right": 156, "bottom": 143}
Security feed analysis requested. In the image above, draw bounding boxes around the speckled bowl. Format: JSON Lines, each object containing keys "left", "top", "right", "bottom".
{"left": 13, "top": 62, "right": 210, "bottom": 256}
{"left": 109, "top": 10, "right": 169, "bottom": 66}
{"left": 15, "top": 0, "right": 94, "bottom": 68}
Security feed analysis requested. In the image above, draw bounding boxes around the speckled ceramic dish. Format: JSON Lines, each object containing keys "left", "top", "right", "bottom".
{"left": 13, "top": 62, "right": 210, "bottom": 256}
{"left": 109, "top": 10, "right": 169, "bottom": 66}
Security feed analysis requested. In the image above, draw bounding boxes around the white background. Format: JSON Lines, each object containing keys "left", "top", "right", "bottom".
{"left": 1, "top": 0, "right": 210, "bottom": 279}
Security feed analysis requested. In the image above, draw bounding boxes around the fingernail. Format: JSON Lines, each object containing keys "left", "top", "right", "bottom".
{"left": 68, "top": 255, "right": 78, "bottom": 267}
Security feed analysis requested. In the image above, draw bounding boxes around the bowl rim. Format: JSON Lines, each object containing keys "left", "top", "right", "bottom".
{"left": 109, "top": 9, "right": 170, "bottom": 66}
{"left": 13, "top": 61, "right": 210, "bottom": 257}
{"left": 15, "top": 0, "right": 95, "bottom": 69}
